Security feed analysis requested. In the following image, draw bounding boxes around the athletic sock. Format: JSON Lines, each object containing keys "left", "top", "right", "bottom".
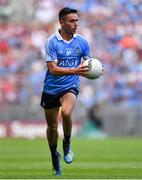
{"left": 63, "top": 135, "right": 71, "bottom": 144}
{"left": 49, "top": 144, "right": 57, "bottom": 158}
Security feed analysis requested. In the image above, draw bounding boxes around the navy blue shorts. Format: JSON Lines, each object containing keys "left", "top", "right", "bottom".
{"left": 40, "top": 88, "right": 79, "bottom": 109}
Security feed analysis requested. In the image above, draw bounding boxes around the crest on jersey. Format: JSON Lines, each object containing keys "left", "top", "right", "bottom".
{"left": 75, "top": 47, "right": 81, "bottom": 54}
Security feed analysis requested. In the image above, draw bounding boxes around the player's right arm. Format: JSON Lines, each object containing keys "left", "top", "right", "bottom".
{"left": 44, "top": 38, "right": 89, "bottom": 76}
{"left": 47, "top": 61, "right": 89, "bottom": 76}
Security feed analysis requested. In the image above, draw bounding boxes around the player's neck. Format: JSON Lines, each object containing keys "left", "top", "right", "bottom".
{"left": 59, "top": 29, "right": 73, "bottom": 41}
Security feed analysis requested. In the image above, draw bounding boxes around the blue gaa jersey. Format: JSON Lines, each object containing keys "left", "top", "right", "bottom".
{"left": 43, "top": 30, "right": 91, "bottom": 95}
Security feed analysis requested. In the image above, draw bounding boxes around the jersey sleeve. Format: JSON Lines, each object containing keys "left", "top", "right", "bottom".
{"left": 82, "top": 39, "right": 92, "bottom": 60}
{"left": 44, "top": 39, "right": 57, "bottom": 62}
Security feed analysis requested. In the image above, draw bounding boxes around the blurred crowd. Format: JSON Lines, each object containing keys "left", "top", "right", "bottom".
{"left": 0, "top": 0, "right": 142, "bottom": 109}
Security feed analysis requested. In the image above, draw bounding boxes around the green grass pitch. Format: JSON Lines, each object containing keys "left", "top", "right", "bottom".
{"left": 0, "top": 137, "right": 142, "bottom": 179}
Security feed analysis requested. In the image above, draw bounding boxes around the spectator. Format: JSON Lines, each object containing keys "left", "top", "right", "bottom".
{"left": 0, "top": 0, "right": 142, "bottom": 108}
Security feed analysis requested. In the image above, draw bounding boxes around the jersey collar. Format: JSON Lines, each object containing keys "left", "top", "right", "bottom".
{"left": 55, "top": 30, "right": 77, "bottom": 42}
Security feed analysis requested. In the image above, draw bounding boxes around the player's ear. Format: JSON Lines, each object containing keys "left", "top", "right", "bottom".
{"left": 59, "top": 19, "right": 64, "bottom": 26}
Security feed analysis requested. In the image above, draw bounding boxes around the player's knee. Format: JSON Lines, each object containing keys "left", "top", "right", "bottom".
{"left": 47, "top": 124, "right": 58, "bottom": 133}
{"left": 61, "top": 109, "right": 71, "bottom": 119}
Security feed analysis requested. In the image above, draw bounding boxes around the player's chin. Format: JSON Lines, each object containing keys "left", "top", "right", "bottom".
{"left": 72, "top": 29, "right": 77, "bottom": 34}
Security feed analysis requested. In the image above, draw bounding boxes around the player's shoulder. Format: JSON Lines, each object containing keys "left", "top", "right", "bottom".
{"left": 76, "top": 34, "right": 89, "bottom": 43}
{"left": 45, "top": 33, "right": 58, "bottom": 45}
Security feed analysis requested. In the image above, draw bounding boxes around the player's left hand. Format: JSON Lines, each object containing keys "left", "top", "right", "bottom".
{"left": 101, "top": 66, "right": 104, "bottom": 75}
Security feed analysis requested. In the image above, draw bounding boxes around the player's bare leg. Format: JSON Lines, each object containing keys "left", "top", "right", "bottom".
{"left": 44, "top": 107, "right": 61, "bottom": 175}
{"left": 60, "top": 93, "right": 77, "bottom": 163}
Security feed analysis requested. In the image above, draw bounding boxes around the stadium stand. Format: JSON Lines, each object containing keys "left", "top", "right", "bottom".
{"left": 0, "top": 0, "right": 142, "bottom": 135}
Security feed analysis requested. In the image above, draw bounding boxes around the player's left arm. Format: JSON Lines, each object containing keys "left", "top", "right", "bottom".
{"left": 81, "top": 39, "right": 104, "bottom": 75}
{"left": 80, "top": 39, "right": 92, "bottom": 65}
{"left": 82, "top": 39, "right": 92, "bottom": 60}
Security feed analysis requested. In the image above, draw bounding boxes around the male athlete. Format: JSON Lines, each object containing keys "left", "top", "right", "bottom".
{"left": 41, "top": 7, "right": 92, "bottom": 176}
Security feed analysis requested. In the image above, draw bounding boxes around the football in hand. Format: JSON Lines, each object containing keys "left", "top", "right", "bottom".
{"left": 82, "top": 58, "right": 103, "bottom": 79}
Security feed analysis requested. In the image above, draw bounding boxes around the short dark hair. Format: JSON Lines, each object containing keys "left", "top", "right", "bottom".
{"left": 59, "top": 7, "right": 78, "bottom": 20}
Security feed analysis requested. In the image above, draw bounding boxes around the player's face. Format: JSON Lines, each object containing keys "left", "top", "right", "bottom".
{"left": 61, "top": 13, "right": 78, "bottom": 34}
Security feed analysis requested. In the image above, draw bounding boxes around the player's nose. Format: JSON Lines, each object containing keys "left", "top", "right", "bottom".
{"left": 75, "top": 20, "right": 78, "bottom": 26}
